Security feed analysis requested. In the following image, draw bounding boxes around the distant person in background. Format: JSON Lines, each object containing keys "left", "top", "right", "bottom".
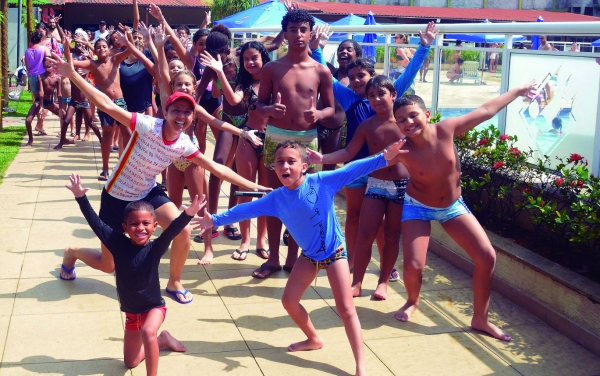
{"left": 446, "top": 58, "right": 463, "bottom": 83}
{"left": 46, "top": 16, "right": 62, "bottom": 44}
{"left": 514, "top": 42, "right": 526, "bottom": 50}
{"left": 569, "top": 42, "right": 579, "bottom": 52}
{"left": 176, "top": 25, "right": 193, "bottom": 51}
{"left": 95, "top": 21, "right": 109, "bottom": 42}
{"left": 538, "top": 35, "right": 558, "bottom": 51}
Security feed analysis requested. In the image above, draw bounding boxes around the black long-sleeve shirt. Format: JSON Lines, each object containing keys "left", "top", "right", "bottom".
{"left": 75, "top": 196, "right": 193, "bottom": 313}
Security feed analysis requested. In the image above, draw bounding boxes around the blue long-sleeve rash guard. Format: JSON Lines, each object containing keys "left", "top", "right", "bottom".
{"left": 312, "top": 45, "right": 430, "bottom": 162}
{"left": 212, "top": 154, "right": 388, "bottom": 261}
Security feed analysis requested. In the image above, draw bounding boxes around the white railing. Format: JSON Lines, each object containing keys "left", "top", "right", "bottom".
{"left": 229, "top": 22, "right": 600, "bottom": 174}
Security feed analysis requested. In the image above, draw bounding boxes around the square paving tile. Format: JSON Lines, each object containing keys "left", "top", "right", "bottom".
{"left": 0, "top": 359, "right": 130, "bottom": 375}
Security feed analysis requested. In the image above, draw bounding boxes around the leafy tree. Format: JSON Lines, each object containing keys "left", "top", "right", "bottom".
{"left": 210, "top": 0, "right": 252, "bottom": 23}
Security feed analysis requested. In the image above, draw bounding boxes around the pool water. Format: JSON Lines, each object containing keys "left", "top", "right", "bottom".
{"left": 438, "top": 108, "right": 499, "bottom": 130}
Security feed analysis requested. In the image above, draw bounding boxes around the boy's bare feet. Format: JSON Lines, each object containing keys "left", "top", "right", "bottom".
{"left": 471, "top": 318, "right": 511, "bottom": 342}
{"left": 54, "top": 139, "right": 75, "bottom": 150}
{"left": 287, "top": 337, "right": 324, "bottom": 352}
{"left": 394, "top": 300, "right": 420, "bottom": 322}
{"left": 198, "top": 249, "right": 214, "bottom": 265}
{"left": 373, "top": 282, "right": 388, "bottom": 300}
{"left": 26, "top": 138, "right": 33, "bottom": 147}
{"left": 83, "top": 133, "right": 90, "bottom": 142}
{"left": 351, "top": 283, "right": 362, "bottom": 298}
{"left": 60, "top": 247, "right": 77, "bottom": 279}
{"left": 157, "top": 330, "right": 186, "bottom": 352}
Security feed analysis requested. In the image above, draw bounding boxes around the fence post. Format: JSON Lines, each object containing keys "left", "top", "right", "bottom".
{"left": 498, "top": 34, "right": 513, "bottom": 134}
{"left": 431, "top": 33, "right": 443, "bottom": 115}
{"left": 384, "top": 33, "right": 390, "bottom": 77}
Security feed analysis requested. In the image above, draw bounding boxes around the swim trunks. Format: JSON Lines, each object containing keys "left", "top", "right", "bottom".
{"left": 301, "top": 245, "right": 346, "bottom": 270}
{"left": 69, "top": 99, "right": 90, "bottom": 110}
{"left": 263, "top": 125, "right": 318, "bottom": 169}
{"left": 97, "top": 98, "right": 127, "bottom": 126}
{"left": 401, "top": 193, "right": 471, "bottom": 223}
{"left": 241, "top": 125, "right": 265, "bottom": 159}
{"left": 364, "top": 177, "right": 407, "bottom": 205}
{"left": 125, "top": 306, "right": 167, "bottom": 331}
{"left": 61, "top": 97, "right": 72, "bottom": 104}
{"left": 345, "top": 175, "right": 369, "bottom": 189}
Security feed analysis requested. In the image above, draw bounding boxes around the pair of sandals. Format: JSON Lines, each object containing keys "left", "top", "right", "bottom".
{"left": 232, "top": 247, "right": 269, "bottom": 261}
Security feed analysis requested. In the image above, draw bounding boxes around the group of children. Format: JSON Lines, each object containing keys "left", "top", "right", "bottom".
{"left": 38, "top": 4, "right": 537, "bottom": 374}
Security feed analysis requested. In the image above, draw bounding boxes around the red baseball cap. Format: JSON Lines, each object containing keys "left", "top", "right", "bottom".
{"left": 164, "top": 92, "right": 196, "bottom": 111}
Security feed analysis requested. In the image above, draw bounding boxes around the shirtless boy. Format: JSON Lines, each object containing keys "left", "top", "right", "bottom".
{"left": 24, "top": 58, "right": 61, "bottom": 146}
{"left": 308, "top": 75, "right": 409, "bottom": 301}
{"left": 389, "top": 82, "right": 536, "bottom": 341}
{"left": 72, "top": 35, "right": 130, "bottom": 180}
{"left": 254, "top": 9, "right": 335, "bottom": 278}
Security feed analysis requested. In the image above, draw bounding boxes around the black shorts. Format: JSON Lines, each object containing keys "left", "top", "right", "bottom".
{"left": 200, "top": 90, "right": 222, "bottom": 115}
{"left": 97, "top": 98, "right": 127, "bottom": 127}
{"left": 99, "top": 186, "right": 171, "bottom": 232}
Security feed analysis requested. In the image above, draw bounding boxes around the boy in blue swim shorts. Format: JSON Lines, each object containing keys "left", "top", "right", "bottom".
{"left": 388, "top": 82, "right": 537, "bottom": 343}
{"left": 194, "top": 140, "right": 407, "bottom": 376}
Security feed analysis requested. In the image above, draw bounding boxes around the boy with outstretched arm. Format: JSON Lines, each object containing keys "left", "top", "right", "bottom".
{"left": 65, "top": 173, "right": 200, "bottom": 375}
{"left": 194, "top": 140, "right": 407, "bottom": 376}
{"left": 307, "top": 75, "right": 408, "bottom": 301}
{"left": 388, "top": 81, "right": 536, "bottom": 342}
{"left": 254, "top": 9, "right": 335, "bottom": 279}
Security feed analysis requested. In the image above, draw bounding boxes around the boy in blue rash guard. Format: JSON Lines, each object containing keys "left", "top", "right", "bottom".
{"left": 193, "top": 140, "right": 407, "bottom": 376}
{"left": 309, "top": 22, "right": 438, "bottom": 272}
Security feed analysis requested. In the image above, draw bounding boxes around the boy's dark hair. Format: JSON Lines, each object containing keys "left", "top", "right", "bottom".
{"left": 366, "top": 75, "right": 396, "bottom": 97}
{"left": 337, "top": 39, "right": 363, "bottom": 59}
{"left": 31, "top": 31, "right": 43, "bottom": 44}
{"left": 275, "top": 140, "right": 308, "bottom": 164}
{"left": 132, "top": 30, "right": 142, "bottom": 38}
{"left": 393, "top": 94, "right": 427, "bottom": 113}
{"left": 35, "top": 22, "right": 45, "bottom": 30}
{"left": 457, "top": 58, "right": 464, "bottom": 64}
{"left": 347, "top": 58, "right": 376, "bottom": 76}
{"left": 236, "top": 41, "right": 271, "bottom": 92}
{"left": 552, "top": 117, "right": 563, "bottom": 130}
{"left": 177, "top": 25, "right": 191, "bottom": 35}
{"left": 124, "top": 201, "right": 156, "bottom": 223}
{"left": 192, "top": 28, "right": 210, "bottom": 44}
{"left": 94, "top": 38, "right": 108, "bottom": 49}
{"left": 282, "top": 9, "right": 315, "bottom": 32}
{"left": 206, "top": 24, "right": 232, "bottom": 56}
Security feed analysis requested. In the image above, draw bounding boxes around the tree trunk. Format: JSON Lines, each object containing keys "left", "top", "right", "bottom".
{"left": 26, "top": 0, "right": 33, "bottom": 43}
{"left": 1, "top": 0, "right": 8, "bottom": 118}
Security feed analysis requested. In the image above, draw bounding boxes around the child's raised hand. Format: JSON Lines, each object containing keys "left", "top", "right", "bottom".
{"left": 306, "top": 148, "right": 324, "bottom": 164}
{"left": 46, "top": 52, "right": 75, "bottom": 77}
{"left": 270, "top": 92, "right": 286, "bottom": 118}
{"left": 65, "top": 173, "right": 89, "bottom": 198}
{"left": 309, "top": 24, "right": 330, "bottom": 50}
{"left": 153, "top": 25, "right": 169, "bottom": 46}
{"left": 138, "top": 21, "right": 150, "bottom": 37}
{"left": 199, "top": 51, "right": 223, "bottom": 73}
{"left": 113, "top": 32, "right": 128, "bottom": 47}
{"left": 418, "top": 21, "right": 438, "bottom": 47}
{"left": 149, "top": 4, "right": 164, "bottom": 21}
{"left": 181, "top": 194, "right": 206, "bottom": 217}
{"left": 191, "top": 207, "right": 214, "bottom": 235}
{"left": 303, "top": 96, "right": 319, "bottom": 124}
{"left": 243, "top": 129, "right": 263, "bottom": 147}
{"left": 383, "top": 139, "right": 409, "bottom": 161}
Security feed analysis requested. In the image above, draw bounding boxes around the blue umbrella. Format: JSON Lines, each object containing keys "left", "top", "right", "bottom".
{"left": 215, "top": 0, "right": 325, "bottom": 29}
{"left": 531, "top": 16, "right": 544, "bottom": 50}
{"left": 329, "top": 13, "right": 366, "bottom": 42}
{"left": 362, "top": 12, "right": 377, "bottom": 64}
{"left": 592, "top": 39, "right": 600, "bottom": 46}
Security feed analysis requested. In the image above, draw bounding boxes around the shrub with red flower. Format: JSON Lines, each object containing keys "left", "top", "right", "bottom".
{"left": 479, "top": 138, "right": 488, "bottom": 146}
{"left": 568, "top": 153, "right": 584, "bottom": 163}
{"left": 493, "top": 161, "right": 505, "bottom": 169}
{"left": 509, "top": 147, "right": 522, "bottom": 157}
{"left": 499, "top": 134, "right": 510, "bottom": 142}
{"left": 555, "top": 178, "right": 565, "bottom": 186}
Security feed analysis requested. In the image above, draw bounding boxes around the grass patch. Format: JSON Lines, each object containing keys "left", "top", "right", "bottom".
{"left": 0, "top": 127, "right": 27, "bottom": 185}
{"left": 2, "top": 90, "right": 33, "bottom": 118}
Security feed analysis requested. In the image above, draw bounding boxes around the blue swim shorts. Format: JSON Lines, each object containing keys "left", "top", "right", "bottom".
{"left": 345, "top": 174, "right": 369, "bottom": 189}
{"left": 401, "top": 193, "right": 471, "bottom": 223}
{"left": 364, "top": 177, "right": 407, "bottom": 205}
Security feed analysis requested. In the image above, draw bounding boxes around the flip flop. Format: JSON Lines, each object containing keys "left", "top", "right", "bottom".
{"left": 252, "top": 263, "right": 282, "bottom": 279}
{"left": 282, "top": 265, "right": 293, "bottom": 273}
{"left": 389, "top": 268, "right": 400, "bottom": 282}
{"left": 98, "top": 171, "right": 109, "bottom": 181}
{"left": 35, "top": 131, "right": 47, "bottom": 136}
{"left": 255, "top": 248, "right": 270, "bottom": 259}
{"left": 223, "top": 227, "right": 242, "bottom": 240}
{"left": 193, "top": 229, "right": 219, "bottom": 243}
{"left": 59, "top": 264, "right": 76, "bottom": 280}
{"left": 165, "top": 288, "right": 193, "bottom": 304}
{"left": 231, "top": 249, "right": 249, "bottom": 261}
{"left": 282, "top": 229, "right": 290, "bottom": 246}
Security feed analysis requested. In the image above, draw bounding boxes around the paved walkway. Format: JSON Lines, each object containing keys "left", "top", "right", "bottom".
{"left": 1, "top": 116, "right": 600, "bottom": 375}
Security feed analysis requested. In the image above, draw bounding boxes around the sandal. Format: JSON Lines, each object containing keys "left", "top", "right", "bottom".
{"left": 282, "top": 228, "right": 290, "bottom": 246}
{"left": 35, "top": 130, "right": 47, "bottom": 136}
{"left": 98, "top": 171, "right": 109, "bottom": 181}
{"left": 231, "top": 249, "right": 249, "bottom": 261}
{"left": 252, "top": 263, "right": 282, "bottom": 279}
{"left": 255, "top": 248, "right": 269, "bottom": 259}
{"left": 223, "top": 226, "right": 242, "bottom": 241}
{"left": 193, "top": 229, "right": 219, "bottom": 243}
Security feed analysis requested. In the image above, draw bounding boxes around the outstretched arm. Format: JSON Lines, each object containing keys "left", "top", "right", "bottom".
{"left": 149, "top": 4, "right": 194, "bottom": 69}
{"left": 451, "top": 81, "right": 535, "bottom": 136}
{"left": 46, "top": 52, "right": 132, "bottom": 127}
{"left": 195, "top": 104, "right": 263, "bottom": 146}
{"left": 393, "top": 21, "right": 437, "bottom": 95}
{"left": 307, "top": 124, "right": 367, "bottom": 165}
{"left": 189, "top": 152, "right": 271, "bottom": 192}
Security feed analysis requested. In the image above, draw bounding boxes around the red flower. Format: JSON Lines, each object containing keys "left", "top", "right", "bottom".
{"left": 578, "top": 180, "right": 584, "bottom": 188}
{"left": 479, "top": 138, "right": 489, "bottom": 146}
{"left": 570, "top": 181, "right": 576, "bottom": 187}
{"left": 459, "top": 133, "right": 465, "bottom": 140}
{"left": 555, "top": 178, "right": 565, "bottom": 186}
{"left": 509, "top": 147, "right": 521, "bottom": 157}
{"left": 493, "top": 161, "right": 505, "bottom": 169}
{"left": 499, "top": 134, "right": 510, "bottom": 141}
{"left": 568, "top": 153, "right": 583, "bottom": 163}
{"left": 524, "top": 187, "right": 530, "bottom": 192}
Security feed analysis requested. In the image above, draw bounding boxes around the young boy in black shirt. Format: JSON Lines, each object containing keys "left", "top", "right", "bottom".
{"left": 65, "top": 173, "right": 202, "bottom": 375}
